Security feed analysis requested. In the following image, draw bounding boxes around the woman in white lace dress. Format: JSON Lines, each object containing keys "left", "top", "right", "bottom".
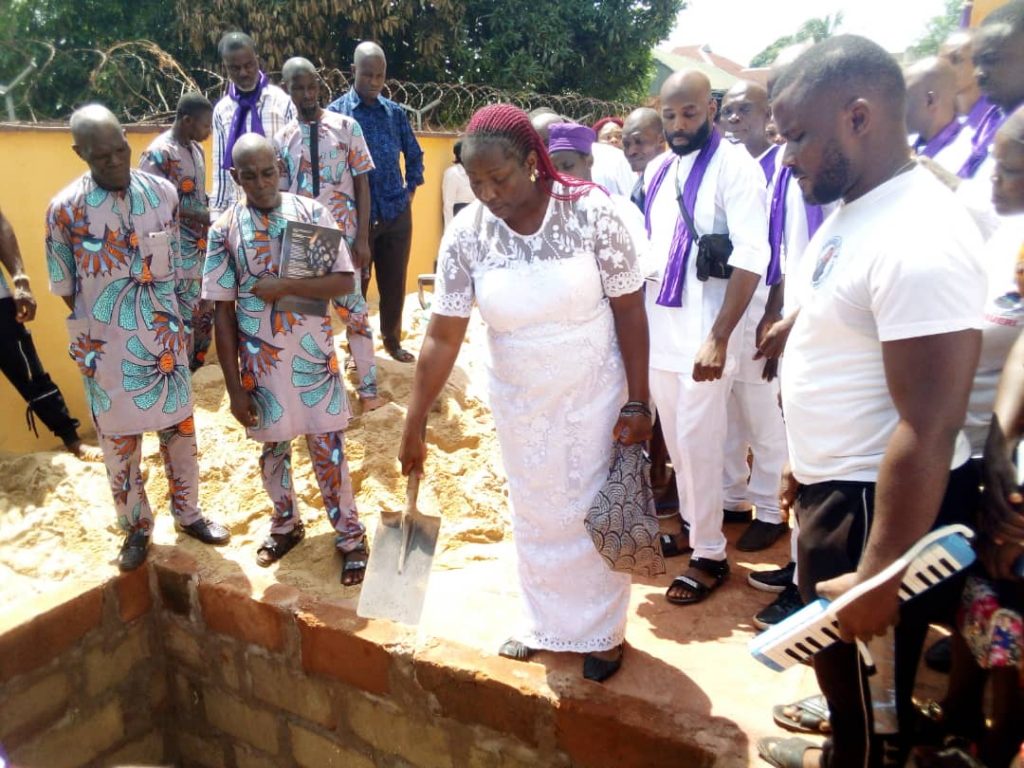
{"left": 399, "top": 105, "right": 651, "bottom": 682}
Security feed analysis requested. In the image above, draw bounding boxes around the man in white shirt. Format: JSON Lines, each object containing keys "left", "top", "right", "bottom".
{"left": 441, "top": 140, "right": 475, "bottom": 229}
{"left": 757, "top": 36, "right": 985, "bottom": 768}
{"left": 621, "top": 107, "right": 666, "bottom": 210}
{"left": 210, "top": 32, "right": 295, "bottom": 218}
{"left": 644, "top": 70, "right": 769, "bottom": 607}
{"left": 717, "top": 80, "right": 791, "bottom": 554}
{"left": 904, "top": 57, "right": 972, "bottom": 174}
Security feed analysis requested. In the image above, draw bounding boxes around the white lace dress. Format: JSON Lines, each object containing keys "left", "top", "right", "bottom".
{"left": 434, "top": 184, "right": 644, "bottom": 652}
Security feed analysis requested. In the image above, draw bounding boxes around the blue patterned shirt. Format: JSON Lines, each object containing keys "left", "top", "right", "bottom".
{"left": 326, "top": 89, "right": 424, "bottom": 223}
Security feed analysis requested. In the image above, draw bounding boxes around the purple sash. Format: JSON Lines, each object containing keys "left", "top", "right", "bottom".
{"left": 964, "top": 94, "right": 993, "bottom": 130}
{"left": 765, "top": 167, "right": 825, "bottom": 286}
{"left": 758, "top": 145, "right": 780, "bottom": 185}
{"left": 958, "top": 103, "right": 1004, "bottom": 179}
{"left": 222, "top": 71, "right": 270, "bottom": 170}
{"left": 643, "top": 129, "right": 722, "bottom": 307}
{"left": 916, "top": 119, "right": 964, "bottom": 159}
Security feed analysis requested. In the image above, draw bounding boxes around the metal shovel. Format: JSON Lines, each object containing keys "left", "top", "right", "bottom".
{"left": 357, "top": 471, "right": 441, "bottom": 625}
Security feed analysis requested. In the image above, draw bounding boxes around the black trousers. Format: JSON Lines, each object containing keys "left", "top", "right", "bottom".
{"left": 795, "top": 462, "right": 978, "bottom": 768}
{"left": 0, "top": 297, "right": 80, "bottom": 445}
{"left": 364, "top": 206, "right": 413, "bottom": 351}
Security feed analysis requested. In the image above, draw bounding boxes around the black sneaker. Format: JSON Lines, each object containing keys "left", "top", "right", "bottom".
{"left": 753, "top": 583, "right": 804, "bottom": 630}
{"left": 747, "top": 561, "right": 796, "bottom": 593}
{"left": 117, "top": 530, "right": 151, "bottom": 572}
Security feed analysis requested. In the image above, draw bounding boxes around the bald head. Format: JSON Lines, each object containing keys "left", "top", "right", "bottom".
{"left": 354, "top": 41, "right": 386, "bottom": 67}
{"left": 230, "top": 134, "right": 281, "bottom": 210}
{"left": 721, "top": 80, "right": 771, "bottom": 157}
{"left": 282, "top": 57, "right": 317, "bottom": 83}
{"left": 767, "top": 41, "right": 816, "bottom": 98}
{"left": 660, "top": 70, "right": 716, "bottom": 157}
{"left": 70, "top": 104, "right": 131, "bottom": 191}
{"left": 622, "top": 107, "right": 666, "bottom": 173}
{"left": 352, "top": 42, "right": 387, "bottom": 104}
{"left": 904, "top": 57, "right": 959, "bottom": 140}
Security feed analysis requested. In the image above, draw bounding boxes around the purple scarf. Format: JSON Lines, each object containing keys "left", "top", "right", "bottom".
{"left": 958, "top": 103, "right": 1004, "bottom": 179}
{"left": 758, "top": 145, "right": 780, "bottom": 185}
{"left": 643, "top": 128, "right": 722, "bottom": 307}
{"left": 222, "top": 71, "right": 270, "bottom": 170}
{"left": 916, "top": 118, "right": 964, "bottom": 159}
{"left": 765, "top": 167, "right": 825, "bottom": 286}
{"left": 964, "top": 94, "right": 993, "bottom": 130}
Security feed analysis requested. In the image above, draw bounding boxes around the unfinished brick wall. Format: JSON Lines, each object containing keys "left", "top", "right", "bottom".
{"left": 0, "top": 548, "right": 715, "bottom": 768}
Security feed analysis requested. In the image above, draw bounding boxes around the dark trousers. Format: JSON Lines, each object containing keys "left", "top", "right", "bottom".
{"left": 0, "top": 297, "right": 80, "bottom": 445}
{"left": 363, "top": 206, "right": 413, "bottom": 351}
{"left": 795, "top": 462, "right": 978, "bottom": 768}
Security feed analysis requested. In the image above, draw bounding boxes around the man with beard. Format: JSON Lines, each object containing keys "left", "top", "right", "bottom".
{"left": 756, "top": 36, "right": 985, "bottom": 768}
{"left": 210, "top": 32, "right": 295, "bottom": 219}
{"left": 643, "top": 70, "right": 769, "bottom": 607}
{"left": 276, "top": 57, "right": 384, "bottom": 411}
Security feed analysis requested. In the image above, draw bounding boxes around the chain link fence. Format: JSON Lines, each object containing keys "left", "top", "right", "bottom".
{"left": 0, "top": 40, "right": 635, "bottom": 129}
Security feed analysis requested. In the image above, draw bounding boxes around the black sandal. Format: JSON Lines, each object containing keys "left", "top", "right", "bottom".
{"left": 583, "top": 644, "right": 625, "bottom": 683}
{"left": 340, "top": 538, "right": 370, "bottom": 586}
{"left": 255, "top": 522, "right": 305, "bottom": 567}
{"left": 659, "top": 527, "right": 692, "bottom": 558}
{"left": 666, "top": 557, "right": 729, "bottom": 605}
{"left": 498, "top": 638, "right": 535, "bottom": 661}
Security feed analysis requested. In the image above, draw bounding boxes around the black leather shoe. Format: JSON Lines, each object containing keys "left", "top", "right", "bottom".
{"left": 178, "top": 517, "right": 231, "bottom": 545}
{"left": 118, "top": 530, "right": 151, "bottom": 571}
{"left": 737, "top": 520, "right": 788, "bottom": 552}
{"left": 583, "top": 644, "right": 624, "bottom": 683}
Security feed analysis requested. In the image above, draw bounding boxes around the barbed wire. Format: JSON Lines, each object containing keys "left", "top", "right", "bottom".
{"left": 0, "top": 40, "right": 635, "bottom": 129}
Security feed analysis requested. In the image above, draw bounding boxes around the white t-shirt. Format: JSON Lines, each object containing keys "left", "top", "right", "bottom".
{"left": 643, "top": 142, "right": 770, "bottom": 372}
{"left": 442, "top": 163, "right": 475, "bottom": 229}
{"left": 965, "top": 215, "right": 1024, "bottom": 455}
{"left": 957, "top": 154, "right": 1001, "bottom": 240}
{"left": 592, "top": 142, "right": 638, "bottom": 198}
{"left": 781, "top": 166, "right": 986, "bottom": 485}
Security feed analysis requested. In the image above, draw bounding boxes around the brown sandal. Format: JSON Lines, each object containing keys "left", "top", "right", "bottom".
{"left": 255, "top": 522, "right": 305, "bottom": 567}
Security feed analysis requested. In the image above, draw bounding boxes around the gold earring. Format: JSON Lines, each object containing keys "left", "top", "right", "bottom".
{"left": 529, "top": 169, "right": 538, "bottom": 183}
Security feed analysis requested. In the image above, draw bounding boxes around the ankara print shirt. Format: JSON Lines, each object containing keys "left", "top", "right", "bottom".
{"left": 275, "top": 112, "right": 374, "bottom": 242}
{"left": 202, "top": 193, "right": 355, "bottom": 443}
{"left": 139, "top": 130, "right": 209, "bottom": 278}
{"left": 46, "top": 170, "right": 193, "bottom": 435}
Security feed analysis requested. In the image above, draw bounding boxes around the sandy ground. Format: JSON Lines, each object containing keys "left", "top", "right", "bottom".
{"left": 0, "top": 296, "right": 508, "bottom": 607}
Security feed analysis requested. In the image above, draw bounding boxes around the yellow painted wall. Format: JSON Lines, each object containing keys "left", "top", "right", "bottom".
{"left": 0, "top": 125, "right": 456, "bottom": 454}
{"left": 970, "top": 0, "right": 1008, "bottom": 25}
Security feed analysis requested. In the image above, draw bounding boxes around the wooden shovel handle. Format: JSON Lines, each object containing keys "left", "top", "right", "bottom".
{"left": 405, "top": 470, "right": 421, "bottom": 513}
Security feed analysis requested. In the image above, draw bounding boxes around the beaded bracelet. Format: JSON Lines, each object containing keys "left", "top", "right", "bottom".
{"left": 620, "top": 400, "right": 651, "bottom": 418}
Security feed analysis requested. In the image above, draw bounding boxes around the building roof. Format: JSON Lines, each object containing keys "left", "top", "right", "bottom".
{"left": 651, "top": 49, "right": 739, "bottom": 92}
{"left": 669, "top": 44, "right": 747, "bottom": 77}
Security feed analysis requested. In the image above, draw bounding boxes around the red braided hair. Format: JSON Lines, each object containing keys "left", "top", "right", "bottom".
{"left": 464, "top": 104, "right": 597, "bottom": 202}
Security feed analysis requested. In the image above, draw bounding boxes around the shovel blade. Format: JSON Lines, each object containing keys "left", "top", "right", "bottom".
{"left": 357, "top": 509, "right": 441, "bottom": 625}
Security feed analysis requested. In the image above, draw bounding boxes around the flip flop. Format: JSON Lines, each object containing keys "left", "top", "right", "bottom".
{"left": 772, "top": 695, "right": 831, "bottom": 734}
{"left": 756, "top": 736, "right": 819, "bottom": 768}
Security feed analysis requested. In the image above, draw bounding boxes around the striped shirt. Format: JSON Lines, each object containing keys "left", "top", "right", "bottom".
{"left": 210, "top": 83, "right": 295, "bottom": 217}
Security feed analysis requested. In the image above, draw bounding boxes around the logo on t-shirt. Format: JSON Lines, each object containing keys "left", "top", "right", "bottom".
{"left": 811, "top": 236, "right": 842, "bottom": 288}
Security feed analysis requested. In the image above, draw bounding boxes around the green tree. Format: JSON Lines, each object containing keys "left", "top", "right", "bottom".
{"left": 749, "top": 12, "right": 844, "bottom": 68}
{"left": 906, "top": 0, "right": 963, "bottom": 59}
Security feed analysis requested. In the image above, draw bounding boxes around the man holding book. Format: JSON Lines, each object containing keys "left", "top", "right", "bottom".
{"left": 202, "top": 133, "right": 369, "bottom": 585}
{"left": 275, "top": 57, "right": 384, "bottom": 411}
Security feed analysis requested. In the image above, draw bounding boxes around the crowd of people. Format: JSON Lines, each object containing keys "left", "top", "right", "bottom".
{"left": 1, "top": 4, "right": 1024, "bottom": 766}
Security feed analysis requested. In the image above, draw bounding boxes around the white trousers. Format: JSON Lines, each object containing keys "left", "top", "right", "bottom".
{"left": 650, "top": 367, "right": 732, "bottom": 561}
{"left": 722, "top": 379, "right": 789, "bottom": 524}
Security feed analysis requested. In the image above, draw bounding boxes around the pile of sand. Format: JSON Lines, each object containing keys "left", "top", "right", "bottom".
{"left": 0, "top": 297, "right": 511, "bottom": 609}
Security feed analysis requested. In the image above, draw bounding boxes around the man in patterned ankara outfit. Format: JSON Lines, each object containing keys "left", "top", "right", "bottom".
{"left": 139, "top": 92, "right": 215, "bottom": 370}
{"left": 203, "top": 134, "right": 368, "bottom": 585}
{"left": 276, "top": 57, "right": 384, "bottom": 410}
{"left": 46, "top": 105, "right": 230, "bottom": 571}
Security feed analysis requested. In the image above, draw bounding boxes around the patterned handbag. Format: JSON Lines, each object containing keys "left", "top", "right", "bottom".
{"left": 584, "top": 442, "right": 666, "bottom": 577}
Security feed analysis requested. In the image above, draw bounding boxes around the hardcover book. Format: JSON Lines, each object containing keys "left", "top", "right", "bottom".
{"left": 275, "top": 220, "right": 341, "bottom": 316}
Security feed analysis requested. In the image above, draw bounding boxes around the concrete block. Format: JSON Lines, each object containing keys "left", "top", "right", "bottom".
{"left": 204, "top": 688, "right": 279, "bottom": 755}
{"left": 289, "top": 724, "right": 375, "bottom": 768}
{"left": 10, "top": 700, "right": 123, "bottom": 768}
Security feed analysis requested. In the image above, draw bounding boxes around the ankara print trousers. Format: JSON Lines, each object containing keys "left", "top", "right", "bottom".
{"left": 177, "top": 278, "right": 214, "bottom": 372}
{"left": 259, "top": 430, "right": 365, "bottom": 552}
{"left": 333, "top": 289, "right": 377, "bottom": 399}
{"left": 98, "top": 417, "right": 202, "bottom": 535}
